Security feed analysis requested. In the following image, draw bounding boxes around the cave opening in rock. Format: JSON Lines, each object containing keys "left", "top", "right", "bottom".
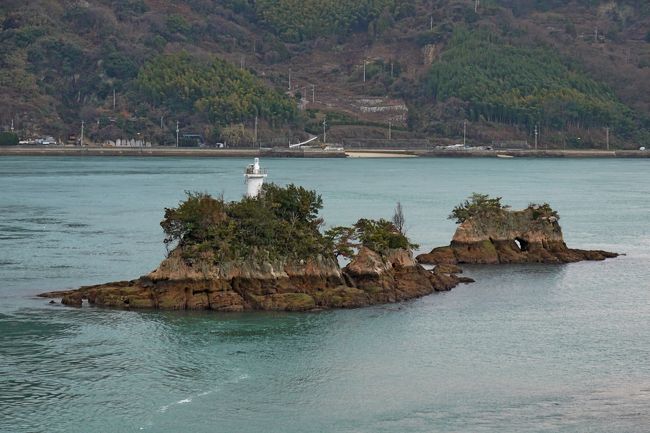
{"left": 514, "top": 237, "right": 529, "bottom": 252}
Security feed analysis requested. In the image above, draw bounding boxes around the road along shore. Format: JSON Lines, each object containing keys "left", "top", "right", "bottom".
{"left": 1, "top": 146, "right": 648, "bottom": 158}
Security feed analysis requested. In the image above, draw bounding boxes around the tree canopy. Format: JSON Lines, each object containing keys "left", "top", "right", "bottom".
{"left": 0, "top": 132, "right": 19, "bottom": 146}
{"left": 254, "top": 0, "right": 411, "bottom": 41}
{"left": 449, "top": 193, "right": 504, "bottom": 224}
{"left": 325, "top": 218, "right": 417, "bottom": 258}
{"left": 161, "top": 184, "right": 328, "bottom": 262}
{"left": 449, "top": 193, "right": 561, "bottom": 224}
{"left": 161, "top": 184, "right": 418, "bottom": 263}
{"left": 137, "top": 52, "right": 296, "bottom": 127}
{"left": 426, "top": 29, "right": 636, "bottom": 136}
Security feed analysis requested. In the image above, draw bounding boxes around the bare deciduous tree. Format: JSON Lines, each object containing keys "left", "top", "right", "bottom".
{"left": 392, "top": 201, "right": 405, "bottom": 234}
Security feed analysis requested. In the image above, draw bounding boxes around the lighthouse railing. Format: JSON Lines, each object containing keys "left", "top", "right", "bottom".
{"left": 245, "top": 167, "right": 268, "bottom": 175}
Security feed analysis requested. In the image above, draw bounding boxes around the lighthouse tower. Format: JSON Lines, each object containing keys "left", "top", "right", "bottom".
{"left": 244, "top": 157, "right": 267, "bottom": 198}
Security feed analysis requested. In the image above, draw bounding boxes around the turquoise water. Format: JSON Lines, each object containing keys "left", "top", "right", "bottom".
{"left": 1, "top": 156, "right": 649, "bottom": 433}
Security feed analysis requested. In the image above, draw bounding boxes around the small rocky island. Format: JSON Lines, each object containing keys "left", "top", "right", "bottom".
{"left": 40, "top": 182, "right": 464, "bottom": 311}
{"left": 417, "top": 193, "right": 618, "bottom": 265}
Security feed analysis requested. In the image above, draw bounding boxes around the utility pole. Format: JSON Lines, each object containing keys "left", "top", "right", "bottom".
{"left": 311, "top": 84, "right": 315, "bottom": 103}
{"left": 390, "top": 60, "right": 394, "bottom": 78}
{"left": 288, "top": 68, "right": 291, "bottom": 90}
{"left": 430, "top": 16, "right": 433, "bottom": 30}
{"left": 534, "top": 125, "right": 538, "bottom": 150}
{"left": 388, "top": 121, "right": 392, "bottom": 140}
{"left": 606, "top": 127, "right": 610, "bottom": 150}
{"left": 176, "top": 121, "right": 179, "bottom": 148}
{"left": 363, "top": 59, "right": 367, "bottom": 83}
{"left": 113, "top": 88, "right": 116, "bottom": 111}
{"left": 322, "top": 118, "right": 327, "bottom": 144}
{"left": 80, "top": 121, "right": 85, "bottom": 147}
{"left": 254, "top": 115, "right": 258, "bottom": 148}
{"left": 10, "top": 118, "right": 14, "bottom": 132}
{"left": 463, "top": 120, "right": 467, "bottom": 146}
{"left": 160, "top": 116, "right": 164, "bottom": 130}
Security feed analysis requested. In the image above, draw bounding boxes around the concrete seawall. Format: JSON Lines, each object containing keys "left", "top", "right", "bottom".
{"left": 0, "top": 146, "right": 345, "bottom": 158}
{"left": 420, "top": 149, "right": 650, "bottom": 158}
{"left": 0, "top": 146, "right": 648, "bottom": 158}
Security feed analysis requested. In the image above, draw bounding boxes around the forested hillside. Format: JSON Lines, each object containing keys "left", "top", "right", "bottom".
{"left": 426, "top": 29, "right": 634, "bottom": 137}
{"left": 137, "top": 53, "right": 295, "bottom": 140}
{"left": 0, "top": 0, "right": 648, "bottom": 148}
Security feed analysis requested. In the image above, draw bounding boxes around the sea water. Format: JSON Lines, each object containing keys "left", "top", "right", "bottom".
{"left": 0, "top": 156, "right": 649, "bottom": 433}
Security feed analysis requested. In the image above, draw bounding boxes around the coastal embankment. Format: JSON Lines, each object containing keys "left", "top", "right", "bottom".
{"left": 349, "top": 149, "right": 650, "bottom": 158}
{"left": 0, "top": 146, "right": 649, "bottom": 158}
{"left": 0, "top": 146, "right": 345, "bottom": 158}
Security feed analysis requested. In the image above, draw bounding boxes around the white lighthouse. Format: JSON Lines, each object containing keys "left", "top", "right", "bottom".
{"left": 244, "top": 157, "right": 267, "bottom": 198}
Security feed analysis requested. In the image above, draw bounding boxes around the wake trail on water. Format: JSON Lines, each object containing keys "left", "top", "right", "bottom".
{"left": 142, "top": 372, "right": 251, "bottom": 430}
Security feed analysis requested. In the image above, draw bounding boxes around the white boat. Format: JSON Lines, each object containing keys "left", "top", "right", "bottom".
{"left": 496, "top": 154, "right": 514, "bottom": 159}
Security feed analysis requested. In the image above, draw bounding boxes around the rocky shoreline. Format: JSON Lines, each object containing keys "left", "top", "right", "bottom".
{"left": 38, "top": 189, "right": 618, "bottom": 312}
{"left": 417, "top": 203, "right": 618, "bottom": 265}
{"left": 39, "top": 247, "right": 468, "bottom": 311}
{"left": 2, "top": 146, "right": 649, "bottom": 158}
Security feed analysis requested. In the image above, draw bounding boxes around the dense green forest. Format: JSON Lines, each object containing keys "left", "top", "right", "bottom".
{"left": 490, "top": 0, "right": 650, "bottom": 17}
{"left": 254, "top": 0, "right": 412, "bottom": 41}
{"left": 138, "top": 52, "right": 296, "bottom": 127}
{"left": 426, "top": 29, "right": 635, "bottom": 136}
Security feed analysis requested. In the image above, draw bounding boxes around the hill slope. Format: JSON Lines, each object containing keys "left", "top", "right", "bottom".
{"left": 0, "top": 0, "right": 648, "bottom": 148}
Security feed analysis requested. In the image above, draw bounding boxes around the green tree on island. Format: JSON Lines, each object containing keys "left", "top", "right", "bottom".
{"left": 449, "top": 193, "right": 560, "bottom": 224}
{"left": 162, "top": 184, "right": 417, "bottom": 263}
{"left": 449, "top": 193, "right": 504, "bottom": 224}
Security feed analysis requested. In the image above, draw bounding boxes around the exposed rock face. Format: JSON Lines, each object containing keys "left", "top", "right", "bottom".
{"left": 417, "top": 207, "right": 618, "bottom": 265}
{"left": 40, "top": 247, "right": 463, "bottom": 312}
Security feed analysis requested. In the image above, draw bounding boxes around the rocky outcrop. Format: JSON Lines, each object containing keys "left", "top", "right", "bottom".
{"left": 417, "top": 206, "right": 618, "bottom": 265}
{"left": 40, "top": 247, "right": 465, "bottom": 311}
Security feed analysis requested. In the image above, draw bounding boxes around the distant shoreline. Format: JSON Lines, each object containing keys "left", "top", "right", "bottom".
{"left": 0, "top": 146, "right": 649, "bottom": 158}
